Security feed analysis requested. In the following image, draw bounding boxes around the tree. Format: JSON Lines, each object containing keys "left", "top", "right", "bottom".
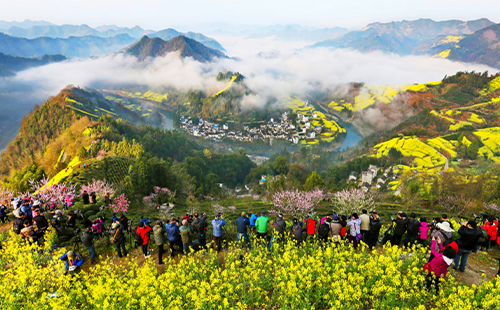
{"left": 327, "top": 189, "right": 374, "bottom": 215}
{"left": 287, "top": 164, "right": 309, "bottom": 187}
{"left": 80, "top": 179, "right": 115, "bottom": 201}
{"left": 303, "top": 171, "right": 324, "bottom": 191}
{"left": 273, "top": 156, "right": 289, "bottom": 175}
{"left": 466, "top": 139, "right": 480, "bottom": 160}
{"left": 271, "top": 189, "right": 324, "bottom": 216}
{"left": 111, "top": 194, "right": 130, "bottom": 213}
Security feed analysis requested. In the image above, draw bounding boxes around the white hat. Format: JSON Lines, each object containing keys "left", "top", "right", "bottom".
{"left": 437, "top": 222, "right": 455, "bottom": 232}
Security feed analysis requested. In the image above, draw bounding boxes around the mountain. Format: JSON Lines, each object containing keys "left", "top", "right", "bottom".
{"left": 447, "top": 23, "right": 500, "bottom": 69}
{"left": 249, "top": 25, "right": 349, "bottom": 42}
{"left": 0, "top": 33, "right": 136, "bottom": 58}
{"left": 0, "top": 19, "right": 54, "bottom": 29}
{"left": 310, "top": 18, "right": 494, "bottom": 55}
{"left": 1, "top": 24, "right": 151, "bottom": 39}
{"left": 125, "top": 35, "right": 226, "bottom": 62}
{"left": 0, "top": 52, "right": 66, "bottom": 76}
{"left": 149, "top": 28, "right": 225, "bottom": 51}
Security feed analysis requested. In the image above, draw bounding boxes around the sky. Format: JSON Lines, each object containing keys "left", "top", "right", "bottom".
{"left": 1, "top": 0, "right": 498, "bottom": 30}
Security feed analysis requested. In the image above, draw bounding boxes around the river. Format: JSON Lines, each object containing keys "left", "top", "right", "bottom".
{"left": 337, "top": 118, "right": 363, "bottom": 150}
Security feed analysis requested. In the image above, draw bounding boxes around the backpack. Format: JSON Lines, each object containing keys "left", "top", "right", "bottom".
{"left": 51, "top": 215, "right": 60, "bottom": 228}
{"left": 135, "top": 231, "right": 143, "bottom": 247}
{"left": 318, "top": 222, "right": 330, "bottom": 238}
{"left": 13, "top": 218, "right": 23, "bottom": 234}
{"left": 340, "top": 226, "right": 346, "bottom": 237}
{"left": 478, "top": 226, "right": 489, "bottom": 243}
{"left": 407, "top": 219, "right": 420, "bottom": 235}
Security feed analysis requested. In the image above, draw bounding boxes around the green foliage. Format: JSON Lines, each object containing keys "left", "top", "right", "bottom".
{"left": 304, "top": 171, "right": 325, "bottom": 190}
{"left": 1, "top": 163, "right": 45, "bottom": 193}
{"left": 273, "top": 156, "right": 289, "bottom": 175}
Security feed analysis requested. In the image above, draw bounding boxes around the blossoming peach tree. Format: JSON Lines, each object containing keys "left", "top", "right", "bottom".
{"left": 327, "top": 188, "right": 374, "bottom": 215}
{"left": 271, "top": 189, "right": 324, "bottom": 217}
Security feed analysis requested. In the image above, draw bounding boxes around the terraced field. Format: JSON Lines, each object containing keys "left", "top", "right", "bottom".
{"left": 289, "top": 97, "right": 346, "bottom": 145}
{"left": 473, "top": 127, "right": 500, "bottom": 163}
{"left": 213, "top": 75, "right": 237, "bottom": 97}
{"left": 373, "top": 136, "right": 446, "bottom": 174}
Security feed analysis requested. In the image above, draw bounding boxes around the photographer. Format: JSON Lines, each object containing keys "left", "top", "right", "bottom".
{"left": 479, "top": 216, "right": 498, "bottom": 252}
{"left": 249, "top": 211, "right": 258, "bottom": 233}
{"left": 20, "top": 220, "right": 38, "bottom": 244}
{"left": 110, "top": 222, "right": 128, "bottom": 258}
{"left": 180, "top": 219, "right": 193, "bottom": 254}
{"left": 33, "top": 209, "right": 48, "bottom": 231}
{"left": 391, "top": 211, "right": 408, "bottom": 246}
{"left": 429, "top": 221, "right": 454, "bottom": 261}
{"left": 403, "top": 213, "right": 420, "bottom": 248}
{"left": 359, "top": 209, "right": 370, "bottom": 242}
{"left": 304, "top": 213, "right": 317, "bottom": 241}
{"left": 329, "top": 215, "right": 342, "bottom": 244}
{"left": 347, "top": 213, "right": 362, "bottom": 249}
{"left": 291, "top": 218, "right": 305, "bottom": 246}
{"left": 367, "top": 211, "right": 382, "bottom": 250}
{"left": 67, "top": 211, "right": 77, "bottom": 228}
{"left": 136, "top": 222, "right": 152, "bottom": 259}
{"left": 255, "top": 211, "right": 269, "bottom": 240}
{"left": 191, "top": 213, "right": 208, "bottom": 250}
{"left": 59, "top": 251, "right": 84, "bottom": 275}
{"left": 269, "top": 213, "right": 286, "bottom": 251}
{"left": 81, "top": 227, "right": 96, "bottom": 264}
{"left": 13, "top": 211, "right": 27, "bottom": 235}
{"left": 212, "top": 213, "right": 226, "bottom": 252}
{"left": 453, "top": 220, "right": 481, "bottom": 272}
{"left": 153, "top": 220, "right": 167, "bottom": 265}
{"left": 82, "top": 190, "right": 90, "bottom": 205}
{"left": 166, "top": 218, "right": 184, "bottom": 257}
{"left": 0, "top": 200, "right": 8, "bottom": 223}
{"left": 236, "top": 212, "right": 251, "bottom": 249}
{"left": 119, "top": 213, "right": 129, "bottom": 231}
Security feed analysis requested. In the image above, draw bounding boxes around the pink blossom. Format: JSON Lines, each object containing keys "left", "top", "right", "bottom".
{"left": 29, "top": 176, "right": 76, "bottom": 205}
{"left": 143, "top": 187, "right": 173, "bottom": 209}
{"left": 0, "top": 187, "right": 14, "bottom": 202}
{"left": 81, "top": 179, "right": 115, "bottom": 201}
{"left": 228, "top": 206, "right": 237, "bottom": 213}
{"left": 111, "top": 194, "right": 130, "bottom": 213}
{"left": 212, "top": 204, "right": 226, "bottom": 214}
{"left": 271, "top": 189, "right": 324, "bottom": 216}
{"left": 326, "top": 189, "right": 374, "bottom": 215}
{"left": 252, "top": 194, "right": 260, "bottom": 200}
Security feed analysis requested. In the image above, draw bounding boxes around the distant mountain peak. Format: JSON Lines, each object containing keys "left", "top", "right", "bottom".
{"left": 125, "top": 35, "right": 226, "bottom": 62}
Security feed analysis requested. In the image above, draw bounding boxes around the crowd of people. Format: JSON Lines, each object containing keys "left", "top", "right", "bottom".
{"left": 2, "top": 194, "right": 500, "bottom": 286}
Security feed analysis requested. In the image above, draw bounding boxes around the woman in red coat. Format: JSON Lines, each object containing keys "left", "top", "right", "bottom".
{"left": 136, "top": 222, "right": 152, "bottom": 259}
{"left": 480, "top": 216, "right": 498, "bottom": 252}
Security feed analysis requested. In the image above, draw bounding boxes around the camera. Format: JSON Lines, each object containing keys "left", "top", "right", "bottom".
{"left": 389, "top": 215, "right": 395, "bottom": 221}
{"left": 73, "top": 228, "right": 81, "bottom": 236}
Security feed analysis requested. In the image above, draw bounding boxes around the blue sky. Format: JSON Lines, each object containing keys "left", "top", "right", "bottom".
{"left": 1, "top": 0, "right": 497, "bottom": 30}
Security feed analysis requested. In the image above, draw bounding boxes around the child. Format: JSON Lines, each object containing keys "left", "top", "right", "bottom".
{"left": 418, "top": 217, "right": 430, "bottom": 245}
{"left": 425, "top": 237, "right": 456, "bottom": 293}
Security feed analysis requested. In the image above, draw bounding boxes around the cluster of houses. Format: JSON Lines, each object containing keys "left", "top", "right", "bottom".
{"left": 179, "top": 111, "right": 323, "bottom": 144}
{"left": 348, "top": 165, "right": 399, "bottom": 192}
{"left": 215, "top": 183, "right": 253, "bottom": 196}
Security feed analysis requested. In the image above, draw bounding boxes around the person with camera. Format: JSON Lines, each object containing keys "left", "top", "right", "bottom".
{"left": 166, "top": 217, "right": 184, "bottom": 257}
{"left": 391, "top": 211, "right": 408, "bottom": 246}
{"left": 81, "top": 227, "right": 96, "bottom": 264}
{"left": 20, "top": 220, "right": 38, "bottom": 244}
{"left": 424, "top": 237, "right": 456, "bottom": 293}
{"left": 479, "top": 216, "right": 498, "bottom": 252}
{"left": 236, "top": 212, "right": 251, "bottom": 249}
{"left": 82, "top": 190, "right": 90, "bottom": 205}
{"left": 249, "top": 211, "right": 258, "bottom": 234}
{"left": 0, "top": 200, "right": 8, "bottom": 224}
{"left": 13, "top": 211, "right": 28, "bottom": 235}
{"left": 429, "top": 220, "right": 454, "bottom": 261}
{"left": 452, "top": 220, "right": 481, "bottom": 272}
{"left": 329, "top": 215, "right": 342, "bottom": 245}
{"left": 269, "top": 213, "right": 286, "bottom": 251}
{"left": 60, "top": 251, "right": 84, "bottom": 275}
{"left": 212, "top": 213, "right": 226, "bottom": 252}
{"left": 367, "top": 211, "right": 382, "bottom": 250}
{"left": 291, "top": 218, "right": 305, "bottom": 246}
{"left": 317, "top": 216, "right": 331, "bottom": 245}
{"left": 110, "top": 222, "right": 128, "bottom": 258}
{"left": 347, "top": 213, "right": 362, "bottom": 249}
{"left": 180, "top": 219, "right": 193, "bottom": 254}
{"left": 153, "top": 220, "right": 167, "bottom": 264}
{"left": 119, "top": 213, "right": 129, "bottom": 231}
{"left": 304, "top": 213, "right": 317, "bottom": 241}
{"left": 192, "top": 212, "right": 208, "bottom": 250}
{"left": 136, "top": 222, "right": 152, "bottom": 259}
{"left": 359, "top": 209, "right": 370, "bottom": 243}
{"left": 33, "top": 209, "right": 48, "bottom": 231}
{"left": 255, "top": 210, "right": 269, "bottom": 241}
{"left": 418, "top": 218, "right": 430, "bottom": 245}
{"left": 404, "top": 213, "right": 420, "bottom": 248}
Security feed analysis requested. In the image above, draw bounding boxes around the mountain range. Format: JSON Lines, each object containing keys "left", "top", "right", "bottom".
{"left": 248, "top": 25, "right": 349, "bottom": 42}
{"left": 310, "top": 18, "right": 494, "bottom": 55}
{"left": 0, "top": 52, "right": 66, "bottom": 76}
{"left": 125, "top": 35, "right": 226, "bottom": 62}
{"left": 148, "top": 28, "right": 225, "bottom": 51}
{"left": 0, "top": 32, "right": 137, "bottom": 58}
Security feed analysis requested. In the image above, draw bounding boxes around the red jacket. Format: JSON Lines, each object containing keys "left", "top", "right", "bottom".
{"left": 305, "top": 218, "right": 317, "bottom": 235}
{"left": 136, "top": 225, "right": 152, "bottom": 245}
{"left": 428, "top": 240, "right": 453, "bottom": 277}
{"left": 481, "top": 222, "right": 498, "bottom": 241}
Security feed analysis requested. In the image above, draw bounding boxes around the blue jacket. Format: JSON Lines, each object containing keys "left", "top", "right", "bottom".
{"left": 21, "top": 204, "right": 31, "bottom": 215}
{"left": 59, "top": 253, "right": 84, "bottom": 271}
{"left": 236, "top": 216, "right": 250, "bottom": 234}
{"left": 249, "top": 214, "right": 258, "bottom": 226}
{"left": 166, "top": 223, "right": 181, "bottom": 241}
{"left": 139, "top": 218, "right": 149, "bottom": 224}
{"left": 212, "top": 218, "right": 226, "bottom": 237}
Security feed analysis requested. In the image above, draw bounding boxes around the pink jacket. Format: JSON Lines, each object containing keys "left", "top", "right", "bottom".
{"left": 428, "top": 240, "right": 452, "bottom": 277}
{"left": 419, "top": 222, "right": 430, "bottom": 240}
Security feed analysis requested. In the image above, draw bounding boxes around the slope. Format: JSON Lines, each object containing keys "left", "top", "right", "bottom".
{"left": 125, "top": 35, "right": 226, "bottom": 62}
{"left": 149, "top": 28, "right": 225, "bottom": 51}
{"left": 0, "top": 52, "right": 66, "bottom": 76}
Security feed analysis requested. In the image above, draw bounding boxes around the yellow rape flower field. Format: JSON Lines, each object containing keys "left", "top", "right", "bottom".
{"left": 1, "top": 227, "right": 500, "bottom": 310}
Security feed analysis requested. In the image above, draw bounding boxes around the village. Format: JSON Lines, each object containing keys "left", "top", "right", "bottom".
{"left": 348, "top": 165, "right": 400, "bottom": 192}
{"left": 179, "top": 109, "right": 324, "bottom": 144}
